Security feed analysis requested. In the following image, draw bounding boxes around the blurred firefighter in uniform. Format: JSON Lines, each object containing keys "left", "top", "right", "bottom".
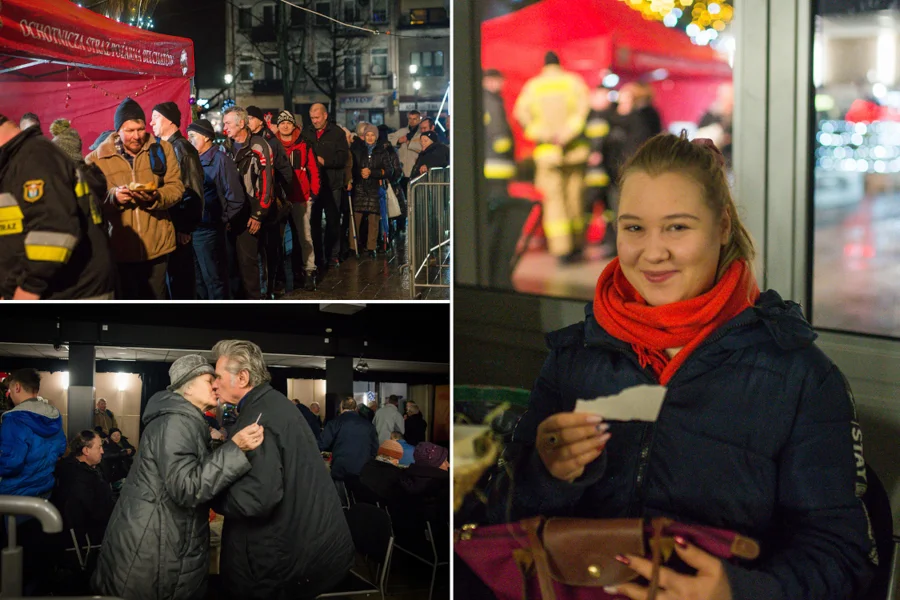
{"left": 584, "top": 84, "right": 615, "bottom": 256}
{"left": 482, "top": 68, "right": 515, "bottom": 199}
{"left": 513, "top": 51, "right": 590, "bottom": 263}
{"left": 0, "top": 112, "right": 115, "bottom": 300}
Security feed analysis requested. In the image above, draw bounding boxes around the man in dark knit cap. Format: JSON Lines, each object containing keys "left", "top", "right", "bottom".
{"left": 86, "top": 98, "right": 185, "bottom": 299}
{"left": 187, "top": 119, "right": 245, "bottom": 300}
{"left": 150, "top": 102, "right": 203, "bottom": 300}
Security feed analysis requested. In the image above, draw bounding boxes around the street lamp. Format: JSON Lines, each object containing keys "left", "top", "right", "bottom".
{"left": 413, "top": 79, "right": 421, "bottom": 110}
{"left": 224, "top": 73, "right": 234, "bottom": 85}
{"left": 409, "top": 64, "right": 418, "bottom": 75}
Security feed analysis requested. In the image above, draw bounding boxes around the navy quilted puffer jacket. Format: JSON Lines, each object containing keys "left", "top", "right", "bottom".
{"left": 492, "top": 290, "right": 875, "bottom": 600}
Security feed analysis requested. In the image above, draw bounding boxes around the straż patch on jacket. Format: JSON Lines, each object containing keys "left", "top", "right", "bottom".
{"left": 23, "top": 180, "right": 44, "bottom": 203}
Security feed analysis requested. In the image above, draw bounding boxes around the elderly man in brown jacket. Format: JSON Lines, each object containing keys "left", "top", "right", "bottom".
{"left": 86, "top": 98, "right": 184, "bottom": 299}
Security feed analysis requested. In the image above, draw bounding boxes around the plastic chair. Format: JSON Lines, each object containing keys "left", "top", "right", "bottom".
{"left": 317, "top": 503, "right": 395, "bottom": 600}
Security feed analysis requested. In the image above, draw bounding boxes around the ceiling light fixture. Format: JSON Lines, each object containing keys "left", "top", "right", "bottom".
{"left": 355, "top": 358, "right": 369, "bottom": 374}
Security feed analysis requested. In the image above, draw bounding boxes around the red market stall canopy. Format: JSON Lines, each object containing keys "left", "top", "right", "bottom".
{"left": 0, "top": 0, "right": 195, "bottom": 155}
{"left": 482, "top": 0, "right": 732, "bottom": 160}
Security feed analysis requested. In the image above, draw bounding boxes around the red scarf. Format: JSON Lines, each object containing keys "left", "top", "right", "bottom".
{"left": 593, "top": 258, "right": 760, "bottom": 385}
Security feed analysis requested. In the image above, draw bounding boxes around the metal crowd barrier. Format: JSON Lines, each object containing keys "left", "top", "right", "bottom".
{"left": 0, "top": 495, "right": 121, "bottom": 599}
{"left": 405, "top": 167, "right": 451, "bottom": 299}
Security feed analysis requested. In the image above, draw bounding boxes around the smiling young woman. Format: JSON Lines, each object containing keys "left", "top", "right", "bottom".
{"left": 474, "top": 133, "right": 876, "bottom": 600}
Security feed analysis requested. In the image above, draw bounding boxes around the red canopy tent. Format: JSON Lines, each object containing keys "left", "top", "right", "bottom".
{"left": 482, "top": 0, "right": 732, "bottom": 160}
{"left": 0, "top": 0, "right": 194, "bottom": 154}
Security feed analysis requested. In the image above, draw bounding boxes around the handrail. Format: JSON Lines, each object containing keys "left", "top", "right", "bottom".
{"left": 0, "top": 496, "right": 62, "bottom": 533}
{"left": 0, "top": 496, "right": 63, "bottom": 598}
{"left": 405, "top": 167, "right": 451, "bottom": 299}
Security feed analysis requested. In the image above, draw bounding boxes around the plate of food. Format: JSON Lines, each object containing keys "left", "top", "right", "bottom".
{"left": 127, "top": 181, "right": 157, "bottom": 192}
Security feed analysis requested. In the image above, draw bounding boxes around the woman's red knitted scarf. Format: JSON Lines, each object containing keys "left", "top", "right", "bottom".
{"left": 593, "top": 258, "right": 760, "bottom": 385}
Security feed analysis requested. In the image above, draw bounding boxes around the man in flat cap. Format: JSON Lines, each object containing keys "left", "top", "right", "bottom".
{"left": 93, "top": 354, "right": 265, "bottom": 600}
{"left": 151, "top": 102, "right": 204, "bottom": 300}
{"left": 86, "top": 98, "right": 185, "bottom": 299}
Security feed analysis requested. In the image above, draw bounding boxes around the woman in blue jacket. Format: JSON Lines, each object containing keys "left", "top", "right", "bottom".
{"left": 491, "top": 133, "right": 874, "bottom": 600}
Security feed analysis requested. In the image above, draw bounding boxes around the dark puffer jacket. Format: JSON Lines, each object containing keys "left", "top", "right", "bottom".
{"left": 350, "top": 140, "right": 394, "bottom": 214}
{"left": 318, "top": 410, "right": 379, "bottom": 480}
{"left": 213, "top": 384, "right": 354, "bottom": 599}
{"left": 492, "top": 291, "right": 875, "bottom": 600}
{"left": 92, "top": 391, "right": 252, "bottom": 600}
{"left": 51, "top": 456, "right": 115, "bottom": 542}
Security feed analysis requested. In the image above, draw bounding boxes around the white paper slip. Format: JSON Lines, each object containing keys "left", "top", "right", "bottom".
{"left": 574, "top": 385, "right": 668, "bottom": 422}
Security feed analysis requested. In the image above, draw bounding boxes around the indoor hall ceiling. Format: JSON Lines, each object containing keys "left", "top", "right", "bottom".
{"left": 0, "top": 343, "right": 448, "bottom": 374}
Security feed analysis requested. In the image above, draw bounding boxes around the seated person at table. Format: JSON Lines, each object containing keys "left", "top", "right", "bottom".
{"left": 52, "top": 430, "right": 115, "bottom": 544}
{"left": 99, "top": 428, "right": 135, "bottom": 488}
{"left": 391, "top": 432, "right": 416, "bottom": 466}
{"left": 92, "top": 355, "right": 264, "bottom": 600}
{"left": 479, "top": 133, "right": 874, "bottom": 600}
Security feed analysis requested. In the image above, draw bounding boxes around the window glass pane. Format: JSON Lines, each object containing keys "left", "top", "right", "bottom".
{"left": 239, "top": 60, "right": 254, "bottom": 82}
{"left": 316, "top": 1, "right": 331, "bottom": 26}
{"left": 811, "top": 1, "right": 900, "bottom": 337}
{"left": 238, "top": 7, "right": 253, "bottom": 29}
{"left": 290, "top": 7, "right": 306, "bottom": 26}
{"left": 476, "top": 0, "right": 735, "bottom": 298}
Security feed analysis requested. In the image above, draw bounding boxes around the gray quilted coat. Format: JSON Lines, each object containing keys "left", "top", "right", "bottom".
{"left": 91, "top": 391, "right": 251, "bottom": 600}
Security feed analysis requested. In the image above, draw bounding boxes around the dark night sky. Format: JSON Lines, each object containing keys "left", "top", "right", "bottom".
{"left": 154, "top": 0, "right": 227, "bottom": 89}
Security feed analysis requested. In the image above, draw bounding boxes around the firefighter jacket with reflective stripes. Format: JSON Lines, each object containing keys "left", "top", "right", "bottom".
{"left": 582, "top": 107, "right": 614, "bottom": 189}
{"left": 483, "top": 89, "right": 516, "bottom": 181}
{"left": 513, "top": 64, "right": 590, "bottom": 149}
{"left": 225, "top": 131, "right": 273, "bottom": 223}
{"left": 0, "top": 127, "right": 115, "bottom": 298}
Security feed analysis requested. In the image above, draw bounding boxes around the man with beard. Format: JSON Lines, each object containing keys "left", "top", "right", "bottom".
{"left": 221, "top": 106, "right": 273, "bottom": 299}
{"left": 93, "top": 355, "right": 264, "bottom": 600}
{"left": 150, "top": 102, "right": 204, "bottom": 299}
{"left": 211, "top": 339, "right": 353, "bottom": 599}
{"left": 86, "top": 98, "right": 185, "bottom": 298}
{"left": 306, "top": 103, "right": 350, "bottom": 269}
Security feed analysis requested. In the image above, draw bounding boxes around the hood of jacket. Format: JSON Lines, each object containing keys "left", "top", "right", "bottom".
{"left": 2, "top": 398, "right": 63, "bottom": 438}
{"left": 142, "top": 390, "right": 206, "bottom": 427}
{"left": 579, "top": 289, "right": 817, "bottom": 356}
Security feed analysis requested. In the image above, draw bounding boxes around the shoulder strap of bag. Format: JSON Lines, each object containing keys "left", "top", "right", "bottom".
{"left": 520, "top": 517, "right": 557, "bottom": 600}
{"left": 149, "top": 136, "right": 167, "bottom": 187}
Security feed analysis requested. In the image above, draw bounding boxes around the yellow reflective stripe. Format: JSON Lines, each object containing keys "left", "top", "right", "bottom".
{"left": 532, "top": 78, "right": 579, "bottom": 95}
{"left": 492, "top": 137, "right": 512, "bottom": 154}
{"left": 585, "top": 120, "right": 610, "bottom": 139}
{"left": 24, "top": 231, "right": 77, "bottom": 263}
{"left": 484, "top": 160, "right": 516, "bottom": 180}
{"left": 0, "top": 205, "right": 24, "bottom": 221}
{"left": 585, "top": 169, "right": 610, "bottom": 187}
{"left": 75, "top": 180, "right": 90, "bottom": 198}
{"left": 0, "top": 219, "right": 23, "bottom": 235}
{"left": 544, "top": 219, "right": 572, "bottom": 237}
{"left": 484, "top": 111, "right": 492, "bottom": 126}
{"left": 25, "top": 245, "right": 72, "bottom": 263}
{"left": 533, "top": 144, "right": 562, "bottom": 160}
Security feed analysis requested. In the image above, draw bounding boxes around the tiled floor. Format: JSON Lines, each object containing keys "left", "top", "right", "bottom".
{"left": 280, "top": 234, "right": 450, "bottom": 301}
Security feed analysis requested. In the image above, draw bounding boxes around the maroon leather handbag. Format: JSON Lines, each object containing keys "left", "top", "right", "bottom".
{"left": 455, "top": 517, "right": 760, "bottom": 600}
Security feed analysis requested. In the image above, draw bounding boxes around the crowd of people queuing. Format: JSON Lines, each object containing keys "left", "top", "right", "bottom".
{"left": 483, "top": 51, "right": 732, "bottom": 266}
{"left": 0, "top": 343, "right": 449, "bottom": 598}
{"left": 0, "top": 101, "right": 450, "bottom": 300}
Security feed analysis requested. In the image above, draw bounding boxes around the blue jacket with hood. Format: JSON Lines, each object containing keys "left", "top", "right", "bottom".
{"left": 0, "top": 398, "right": 67, "bottom": 496}
{"left": 490, "top": 290, "right": 875, "bottom": 600}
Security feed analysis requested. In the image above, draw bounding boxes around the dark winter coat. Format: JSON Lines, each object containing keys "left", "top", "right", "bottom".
{"left": 51, "top": 456, "right": 115, "bottom": 542}
{"left": 305, "top": 122, "right": 350, "bottom": 193}
{"left": 0, "top": 398, "right": 66, "bottom": 496}
{"left": 411, "top": 142, "right": 450, "bottom": 177}
{"left": 404, "top": 413, "right": 427, "bottom": 446}
{"left": 165, "top": 131, "right": 204, "bottom": 235}
{"left": 350, "top": 141, "right": 394, "bottom": 214}
{"left": 491, "top": 291, "right": 875, "bottom": 600}
{"left": 213, "top": 384, "right": 353, "bottom": 599}
{"left": 296, "top": 401, "right": 322, "bottom": 443}
{"left": 92, "top": 391, "right": 252, "bottom": 600}
{"left": 318, "top": 410, "right": 379, "bottom": 481}
{"left": 100, "top": 437, "right": 135, "bottom": 483}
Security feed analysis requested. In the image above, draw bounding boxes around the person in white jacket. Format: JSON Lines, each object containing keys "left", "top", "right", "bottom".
{"left": 372, "top": 395, "right": 405, "bottom": 443}
{"left": 388, "top": 111, "right": 424, "bottom": 183}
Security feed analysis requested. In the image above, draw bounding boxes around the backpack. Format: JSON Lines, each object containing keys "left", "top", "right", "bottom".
{"left": 149, "top": 137, "right": 167, "bottom": 188}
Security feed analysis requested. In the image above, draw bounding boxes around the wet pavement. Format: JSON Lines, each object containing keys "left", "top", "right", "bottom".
{"left": 279, "top": 234, "right": 450, "bottom": 301}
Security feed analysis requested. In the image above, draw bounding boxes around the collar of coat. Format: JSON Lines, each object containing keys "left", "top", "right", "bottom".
{"left": 237, "top": 382, "right": 274, "bottom": 414}
{"left": 96, "top": 131, "right": 153, "bottom": 160}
